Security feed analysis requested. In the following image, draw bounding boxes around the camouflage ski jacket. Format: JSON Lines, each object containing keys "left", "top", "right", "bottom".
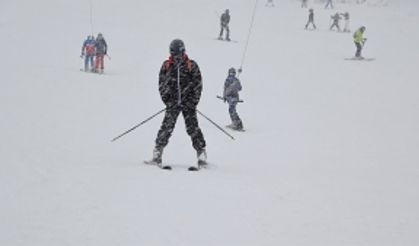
{"left": 223, "top": 75, "right": 242, "bottom": 101}
{"left": 158, "top": 55, "right": 202, "bottom": 109}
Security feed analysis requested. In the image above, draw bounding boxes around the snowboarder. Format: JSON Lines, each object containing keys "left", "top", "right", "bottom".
{"left": 223, "top": 67, "right": 243, "bottom": 131}
{"left": 305, "top": 8, "right": 316, "bottom": 30}
{"left": 301, "top": 0, "right": 308, "bottom": 8}
{"left": 149, "top": 39, "right": 207, "bottom": 166}
{"left": 218, "top": 9, "right": 231, "bottom": 41}
{"left": 266, "top": 0, "right": 274, "bottom": 7}
{"left": 353, "top": 26, "right": 367, "bottom": 58}
{"left": 341, "top": 12, "right": 350, "bottom": 32}
{"left": 325, "top": 0, "right": 334, "bottom": 9}
{"left": 81, "top": 35, "right": 96, "bottom": 72}
{"left": 330, "top": 13, "right": 341, "bottom": 31}
{"left": 94, "top": 33, "right": 108, "bottom": 74}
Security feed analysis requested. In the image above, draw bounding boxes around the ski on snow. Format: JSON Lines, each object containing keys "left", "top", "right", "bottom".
{"left": 144, "top": 160, "right": 207, "bottom": 171}
{"left": 344, "top": 57, "right": 375, "bottom": 61}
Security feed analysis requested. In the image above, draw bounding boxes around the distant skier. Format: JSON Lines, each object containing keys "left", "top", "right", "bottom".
{"left": 223, "top": 67, "right": 243, "bottom": 131}
{"left": 301, "top": 0, "right": 308, "bottom": 8}
{"left": 305, "top": 8, "right": 316, "bottom": 30}
{"left": 149, "top": 39, "right": 207, "bottom": 167}
{"left": 81, "top": 35, "right": 96, "bottom": 72}
{"left": 353, "top": 26, "right": 367, "bottom": 58}
{"left": 330, "top": 13, "right": 341, "bottom": 31}
{"left": 266, "top": 0, "right": 274, "bottom": 7}
{"left": 218, "top": 9, "right": 231, "bottom": 41}
{"left": 325, "top": 0, "right": 334, "bottom": 9}
{"left": 94, "top": 33, "right": 108, "bottom": 74}
{"left": 341, "top": 12, "right": 350, "bottom": 32}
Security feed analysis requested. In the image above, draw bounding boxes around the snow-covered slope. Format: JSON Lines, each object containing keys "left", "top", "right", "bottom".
{"left": 1, "top": 0, "right": 419, "bottom": 245}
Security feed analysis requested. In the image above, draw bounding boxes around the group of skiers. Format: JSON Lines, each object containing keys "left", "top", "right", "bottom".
{"left": 105, "top": 2, "right": 369, "bottom": 168}
{"left": 303, "top": 8, "right": 367, "bottom": 59}
{"left": 80, "top": 33, "right": 108, "bottom": 74}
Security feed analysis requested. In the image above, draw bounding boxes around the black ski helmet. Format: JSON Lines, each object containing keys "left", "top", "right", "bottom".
{"left": 170, "top": 39, "right": 185, "bottom": 56}
{"left": 228, "top": 67, "right": 236, "bottom": 75}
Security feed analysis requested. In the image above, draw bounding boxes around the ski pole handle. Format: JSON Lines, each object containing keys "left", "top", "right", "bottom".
{"left": 216, "top": 95, "right": 244, "bottom": 103}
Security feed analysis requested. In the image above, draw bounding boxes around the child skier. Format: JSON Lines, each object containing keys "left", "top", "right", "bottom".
{"left": 81, "top": 35, "right": 96, "bottom": 72}
{"left": 305, "top": 8, "right": 316, "bottom": 30}
{"left": 223, "top": 68, "right": 243, "bottom": 131}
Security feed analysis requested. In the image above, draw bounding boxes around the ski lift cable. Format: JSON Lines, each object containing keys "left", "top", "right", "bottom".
{"left": 239, "top": 0, "right": 260, "bottom": 74}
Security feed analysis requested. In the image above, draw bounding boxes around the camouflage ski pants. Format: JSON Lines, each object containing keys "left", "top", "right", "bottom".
{"left": 228, "top": 100, "right": 242, "bottom": 127}
{"left": 155, "top": 106, "right": 206, "bottom": 151}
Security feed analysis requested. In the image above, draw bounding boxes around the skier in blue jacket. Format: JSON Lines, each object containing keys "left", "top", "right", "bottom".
{"left": 81, "top": 35, "right": 96, "bottom": 72}
{"left": 223, "top": 67, "right": 243, "bottom": 131}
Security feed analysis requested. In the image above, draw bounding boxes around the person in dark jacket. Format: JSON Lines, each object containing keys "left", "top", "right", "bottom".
{"left": 305, "top": 8, "right": 316, "bottom": 30}
{"left": 150, "top": 39, "right": 207, "bottom": 166}
{"left": 94, "top": 33, "right": 108, "bottom": 73}
{"left": 330, "top": 13, "right": 341, "bottom": 31}
{"left": 218, "top": 9, "right": 231, "bottom": 41}
{"left": 223, "top": 67, "right": 243, "bottom": 131}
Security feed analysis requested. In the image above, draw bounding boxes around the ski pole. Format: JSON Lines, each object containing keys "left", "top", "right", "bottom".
{"left": 197, "top": 109, "right": 235, "bottom": 140}
{"left": 106, "top": 54, "right": 112, "bottom": 60}
{"left": 111, "top": 107, "right": 166, "bottom": 142}
{"left": 216, "top": 95, "right": 244, "bottom": 103}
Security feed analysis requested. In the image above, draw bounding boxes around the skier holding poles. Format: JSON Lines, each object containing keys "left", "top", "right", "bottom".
{"left": 222, "top": 68, "right": 244, "bottom": 131}
{"left": 146, "top": 39, "right": 207, "bottom": 169}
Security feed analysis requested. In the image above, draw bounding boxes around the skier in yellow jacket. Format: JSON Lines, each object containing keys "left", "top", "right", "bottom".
{"left": 353, "top": 26, "right": 367, "bottom": 59}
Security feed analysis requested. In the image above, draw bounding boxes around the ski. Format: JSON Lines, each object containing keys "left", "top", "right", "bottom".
{"left": 80, "top": 68, "right": 105, "bottom": 74}
{"left": 344, "top": 57, "right": 375, "bottom": 61}
{"left": 226, "top": 125, "right": 246, "bottom": 132}
{"left": 144, "top": 160, "right": 172, "bottom": 170}
{"left": 214, "top": 38, "right": 238, "bottom": 43}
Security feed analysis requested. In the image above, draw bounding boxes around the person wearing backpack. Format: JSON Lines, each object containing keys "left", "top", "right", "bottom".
{"left": 218, "top": 9, "right": 231, "bottom": 41}
{"left": 81, "top": 35, "right": 96, "bottom": 72}
{"left": 148, "top": 39, "right": 207, "bottom": 167}
{"left": 223, "top": 67, "right": 243, "bottom": 131}
{"left": 94, "top": 33, "right": 108, "bottom": 74}
{"left": 353, "top": 26, "right": 367, "bottom": 58}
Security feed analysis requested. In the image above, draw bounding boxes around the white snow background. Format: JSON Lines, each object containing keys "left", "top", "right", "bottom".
{"left": 1, "top": 0, "right": 419, "bottom": 245}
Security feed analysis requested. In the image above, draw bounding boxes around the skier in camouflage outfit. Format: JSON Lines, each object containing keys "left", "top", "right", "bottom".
{"left": 223, "top": 67, "right": 243, "bottom": 131}
{"left": 150, "top": 39, "right": 207, "bottom": 165}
